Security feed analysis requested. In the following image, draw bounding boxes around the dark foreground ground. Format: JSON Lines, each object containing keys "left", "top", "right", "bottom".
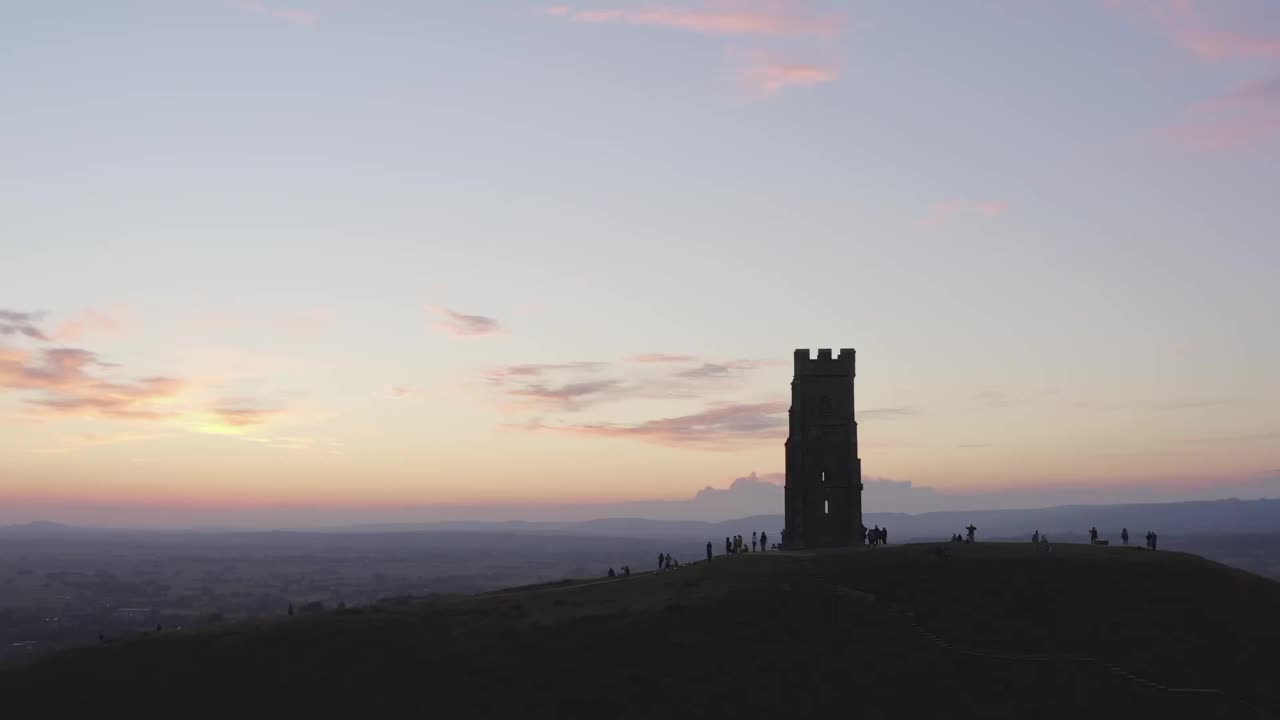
{"left": 1, "top": 543, "right": 1275, "bottom": 720}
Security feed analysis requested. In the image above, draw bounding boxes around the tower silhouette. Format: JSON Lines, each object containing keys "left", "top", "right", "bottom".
{"left": 783, "top": 348, "right": 863, "bottom": 548}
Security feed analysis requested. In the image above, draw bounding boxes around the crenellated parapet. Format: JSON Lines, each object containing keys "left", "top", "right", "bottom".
{"left": 792, "top": 348, "right": 856, "bottom": 377}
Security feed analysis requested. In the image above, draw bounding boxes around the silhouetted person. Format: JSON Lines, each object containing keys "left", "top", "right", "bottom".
{"left": 881, "top": 527, "right": 888, "bottom": 545}
{"left": 706, "top": 541, "right": 713, "bottom": 561}
{"left": 1032, "top": 530, "right": 1039, "bottom": 544}
{"left": 608, "top": 567, "right": 616, "bottom": 578}
{"left": 760, "top": 531, "right": 767, "bottom": 551}
{"left": 752, "top": 532, "right": 758, "bottom": 552}
{"left": 659, "top": 553, "right": 665, "bottom": 571}
{"left": 1121, "top": 528, "right": 1129, "bottom": 545}
{"left": 623, "top": 565, "right": 631, "bottom": 576}
{"left": 965, "top": 524, "right": 977, "bottom": 543}
{"left": 1145, "top": 531, "right": 1153, "bottom": 549}
{"left": 665, "top": 554, "right": 673, "bottom": 570}
{"left": 726, "top": 536, "right": 732, "bottom": 555}
{"left": 1089, "top": 526, "right": 1098, "bottom": 544}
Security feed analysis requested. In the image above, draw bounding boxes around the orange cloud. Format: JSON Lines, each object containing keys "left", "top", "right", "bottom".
{"left": 1, "top": 346, "right": 186, "bottom": 421}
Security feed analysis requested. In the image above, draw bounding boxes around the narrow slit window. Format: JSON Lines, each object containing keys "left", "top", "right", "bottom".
{"left": 821, "top": 470, "right": 826, "bottom": 483}
{"left": 824, "top": 499, "right": 829, "bottom": 515}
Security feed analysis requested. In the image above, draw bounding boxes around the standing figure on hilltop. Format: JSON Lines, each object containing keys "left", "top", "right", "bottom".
{"left": 658, "top": 552, "right": 666, "bottom": 571}
{"left": 881, "top": 527, "right": 888, "bottom": 545}
{"left": 1032, "top": 530, "right": 1040, "bottom": 544}
{"left": 1145, "top": 531, "right": 1153, "bottom": 550}
{"left": 1089, "top": 526, "right": 1099, "bottom": 544}
{"left": 706, "top": 541, "right": 713, "bottom": 562}
{"left": 1121, "top": 528, "right": 1129, "bottom": 546}
{"left": 608, "top": 567, "right": 616, "bottom": 578}
{"left": 965, "top": 524, "right": 977, "bottom": 543}
{"left": 759, "top": 531, "right": 768, "bottom": 552}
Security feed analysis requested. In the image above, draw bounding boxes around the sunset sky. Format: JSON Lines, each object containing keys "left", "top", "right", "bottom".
{"left": 3, "top": 1, "right": 1278, "bottom": 526}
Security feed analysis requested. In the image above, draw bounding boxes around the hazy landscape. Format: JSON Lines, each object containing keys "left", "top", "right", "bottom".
{"left": 5, "top": 498, "right": 1278, "bottom": 667}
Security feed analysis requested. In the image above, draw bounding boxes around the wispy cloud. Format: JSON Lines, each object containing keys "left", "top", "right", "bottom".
{"left": 429, "top": 306, "right": 503, "bottom": 337}
{"left": 543, "top": 2, "right": 847, "bottom": 96}
{"left": 2, "top": 310, "right": 287, "bottom": 434}
{"left": 387, "top": 385, "right": 414, "bottom": 398}
{"left": 0, "top": 310, "right": 49, "bottom": 340}
{"left": 1107, "top": 0, "right": 1280, "bottom": 61}
{"left": 1159, "top": 397, "right": 1239, "bottom": 410}
{"left": 526, "top": 401, "right": 790, "bottom": 449}
{"left": 1153, "top": 71, "right": 1280, "bottom": 150}
{"left": 858, "top": 406, "right": 918, "bottom": 421}
{"left": 52, "top": 309, "right": 123, "bottom": 342}
{"left": 739, "top": 54, "right": 840, "bottom": 95}
{"left": 484, "top": 355, "right": 776, "bottom": 413}
{"left": 920, "top": 200, "right": 1010, "bottom": 227}
{"left": 626, "top": 353, "right": 701, "bottom": 364}
{"left": 240, "top": 0, "right": 319, "bottom": 26}
{"left": 555, "top": 3, "right": 842, "bottom": 38}
{"left": 210, "top": 404, "right": 283, "bottom": 428}
{"left": 1, "top": 346, "right": 186, "bottom": 421}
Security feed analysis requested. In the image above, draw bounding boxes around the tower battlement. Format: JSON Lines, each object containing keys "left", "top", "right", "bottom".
{"left": 793, "top": 348, "right": 856, "bottom": 376}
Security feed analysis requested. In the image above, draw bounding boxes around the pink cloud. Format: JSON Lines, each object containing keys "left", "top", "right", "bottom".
{"left": 387, "top": 385, "right": 414, "bottom": 398}
{"left": 52, "top": 309, "right": 122, "bottom": 342}
{"left": 920, "top": 200, "right": 1010, "bottom": 227}
{"left": 557, "top": 2, "right": 842, "bottom": 38}
{"left": 428, "top": 306, "right": 503, "bottom": 337}
{"left": 1153, "top": 71, "right": 1280, "bottom": 150}
{"left": 0, "top": 345, "right": 186, "bottom": 421}
{"left": 740, "top": 58, "right": 839, "bottom": 94}
{"left": 1108, "top": 0, "right": 1280, "bottom": 61}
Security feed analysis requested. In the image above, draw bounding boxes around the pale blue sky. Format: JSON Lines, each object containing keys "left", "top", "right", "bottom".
{"left": 2, "top": 1, "right": 1278, "bottom": 524}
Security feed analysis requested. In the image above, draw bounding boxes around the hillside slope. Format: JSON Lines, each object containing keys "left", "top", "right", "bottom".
{"left": 1, "top": 543, "right": 1275, "bottom": 719}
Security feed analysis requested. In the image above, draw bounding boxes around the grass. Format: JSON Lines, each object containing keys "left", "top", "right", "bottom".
{"left": 1, "top": 543, "right": 1274, "bottom": 719}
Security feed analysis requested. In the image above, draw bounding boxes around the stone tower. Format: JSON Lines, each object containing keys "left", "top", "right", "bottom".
{"left": 783, "top": 348, "right": 863, "bottom": 549}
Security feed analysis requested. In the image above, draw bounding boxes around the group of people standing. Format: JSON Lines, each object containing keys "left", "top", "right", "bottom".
{"left": 863, "top": 525, "right": 888, "bottom": 545}
{"left": 724, "top": 531, "right": 768, "bottom": 555}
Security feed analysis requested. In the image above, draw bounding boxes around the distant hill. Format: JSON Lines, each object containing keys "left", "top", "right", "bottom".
{"left": 1, "top": 543, "right": 1276, "bottom": 719}
{"left": 335, "top": 497, "right": 1280, "bottom": 542}
{"left": 6, "top": 498, "right": 1278, "bottom": 542}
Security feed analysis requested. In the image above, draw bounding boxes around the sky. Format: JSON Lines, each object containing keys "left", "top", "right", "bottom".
{"left": 2, "top": 0, "right": 1278, "bottom": 527}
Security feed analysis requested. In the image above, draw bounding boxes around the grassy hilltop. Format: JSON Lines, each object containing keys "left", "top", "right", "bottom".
{"left": 1, "top": 543, "right": 1276, "bottom": 719}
